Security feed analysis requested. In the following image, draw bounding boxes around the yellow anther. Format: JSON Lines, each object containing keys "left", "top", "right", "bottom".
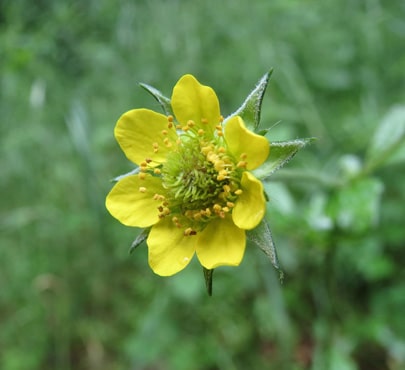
{"left": 139, "top": 187, "right": 147, "bottom": 193}
{"left": 145, "top": 158, "right": 152, "bottom": 163}
{"left": 218, "top": 147, "right": 226, "bottom": 153}
{"left": 201, "top": 145, "right": 213, "bottom": 155}
{"left": 223, "top": 184, "right": 231, "bottom": 193}
{"left": 168, "top": 122, "right": 173, "bottom": 129}
{"left": 217, "top": 174, "right": 226, "bottom": 181}
{"left": 205, "top": 208, "right": 212, "bottom": 217}
{"left": 222, "top": 206, "right": 230, "bottom": 213}
{"left": 140, "top": 161, "right": 148, "bottom": 167}
{"left": 217, "top": 131, "right": 223, "bottom": 137}
{"left": 163, "top": 137, "right": 172, "bottom": 147}
{"left": 153, "top": 193, "right": 165, "bottom": 201}
{"left": 219, "top": 115, "right": 224, "bottom": 122}
{"left": 167, "top": 115, "right": 174, "bottom": 122}
{"left": 215, "top": 125, "right": 222, "bottom": 131}
{"left": 237, "top": 161, "right": 247, "bottom": 168}
{"left": 152, "top": 143, "right": 159, "bottom": 153}
{"left": 154, "top": 168, "right": 161, "bottom": 175}
{"left": 187, "top": 120, "right": 195, "bottom": 127}
{"left": 235, "top": 189, "right": 243, "bottom": 195}
{"left": 162, "top": 129, "right": 168, "bottom": 136}
{"left": 172, "top": 216, "right": 179, "bottom": 223}
{"left": 213, "top": 204, "right": 222, "bottom": 212}
{"left": 227, "top": 201, "right": 235, "bottom": 208}
{"left": 201, "top": 118, "right": 208, "bottom": 124}
{"left": 198, "top": 129, "right": 205, "bottom": 136}
{"left": 184, "top": 227, "right": 196, "bottom": 236}
{"left": 240, "top": 153, "right": 247, "bottom": 160}
{"left": 214, "top": 160, "right": 225, "bottom": 172}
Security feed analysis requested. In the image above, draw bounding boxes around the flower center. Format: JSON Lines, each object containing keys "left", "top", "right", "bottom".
{"left": 161, "top": 131, "right": 243, "bottom": 231}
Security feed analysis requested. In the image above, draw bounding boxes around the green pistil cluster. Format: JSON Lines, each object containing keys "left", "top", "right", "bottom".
{"left": 138, "top": 116, "right": 248, "bottom": 236}
{"left": 163, "top": 133, "right": 242, "bottom": 221}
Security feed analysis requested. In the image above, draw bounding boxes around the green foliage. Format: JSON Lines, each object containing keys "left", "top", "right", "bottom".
{"left": 1, "top": 1, "right": 405, "bottom": 370}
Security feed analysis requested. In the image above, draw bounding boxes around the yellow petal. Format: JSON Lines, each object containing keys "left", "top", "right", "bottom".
{"left": 232, "top": 172, "right": 266, "bottom": 230}
{"left": 105, "top": 175, "right": 163, "bottom": 227}
{"left": 224, "top": 116, "right": 270, "bottom": 170}
{"left": 114, "top": 109, "right": 177, "bottom": 165}
{"left": 196, "top": 216, "right": 246, "bottom": 269}
{"left": 147, "top": 218, "right": 196, "bottom": 276}
{"left": 171, "top": 74, "right": 221, "bottom": 130}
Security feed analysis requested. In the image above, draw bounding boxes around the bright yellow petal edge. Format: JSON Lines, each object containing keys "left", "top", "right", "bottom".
{"left": 196, "top": 216, "right": 246, "bottom": 269}
{"left": 224, "top": 116, "right": 270, "bottom": 170}
{"left": 147, "top": 218, "right": 196, "bottom": 276}
{"left": 232, "top": 172, "right": 266, "bottom": 230}
{"left": 171, "top": 74, "right": 221, "bottom": 130}
{"left": 114, "top": 109, "right": 177, "bottom": 166}
{"left": 105, "top": 175, "right": 163, "bottom": 228}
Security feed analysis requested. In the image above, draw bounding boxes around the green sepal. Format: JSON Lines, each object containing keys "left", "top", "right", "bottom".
{"left": 247, "top": 218, "right": 284, "bottom": 281}
{"left": 139, "top": 83, "right": 173, "bottom": 116}
{"left": 129, "top": 228, "right": 150, "bottom": 254}
{"left": 228, "top": 69, "right": 273, "bottom": 132}
{"left": 113, "top": 167, "right": 139, "bottom": 182}
{"left": 203, "top": 267, "right": 214, "bottom": 296}
{"left": 253, "top": 138, "right": 316, "bottom": 180}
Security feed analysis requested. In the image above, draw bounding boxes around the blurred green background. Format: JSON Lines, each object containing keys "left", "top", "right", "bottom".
{"left": 1, "top": 1, "right": 405, "bottom": 369}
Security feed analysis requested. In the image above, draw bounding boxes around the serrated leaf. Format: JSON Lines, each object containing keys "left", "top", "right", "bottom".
{"left": 203, "top": 267, "right": 214, "bottom": 296}
{"left": 129, "top": 228, "right": 150, "bottom": 254}
{"left": 247, "top": 219, "right": 283, "bottom": 281}
{"left": 366, "top": 105, "right": 405, "bottom": 170}
{"left": 227, "top": 70, "right": 273, "bottom": 132}
{"left": 253, "top": 138, "right": 315, "bottom": 180}
{"left": 139, "top": 83, "right": 173, "bottom": 116}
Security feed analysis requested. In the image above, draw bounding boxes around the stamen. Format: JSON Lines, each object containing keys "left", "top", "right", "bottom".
{"left": 184, "top": 227, "right": 197, "bottom": 236}
{"left": 139, "top": 187, "right": 147, "bottom": 193}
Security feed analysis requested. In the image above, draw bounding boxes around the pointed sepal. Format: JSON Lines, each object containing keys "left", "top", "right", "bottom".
{"left": 203, "top": 267, "right": 214, "bottom": 296}
{"left": 247, "top": 219, "right": 284, "bottom": 281}
{"left": 227, "top": 69, "right": 273, "bottom": 132}
{"left": 253, "top": 138, "right": 315, "bottom": 180}
{"left": 139, "top": 83, "right": 173, "bottom": 116}
{"left": 129, "top": 228, "right": 150, "bottom": 254}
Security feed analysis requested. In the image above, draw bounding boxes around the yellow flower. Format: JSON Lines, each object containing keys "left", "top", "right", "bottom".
{"left": 106, "top": 75, "right": 270, "bottom": 276}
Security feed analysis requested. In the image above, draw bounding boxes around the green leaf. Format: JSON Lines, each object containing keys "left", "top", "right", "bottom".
{"left": 327, "top": 178, "right": 384, "bottom": 233}
{"left": 366, "top": 105, "right": 405, "bottom": 171}
{"left": 228, "top": 69, "right": 273, "bottom": 132}
{"left": 139, "top": 83, "right": 173, "bottom": 116}
{"left": 247, "top": 219, "right": 283, "bottom": 281}
{"left": 129, "top": 228, "right": 150, "bottom": 254}
{"left": 202, "top": 267, "right": 214, "bottom": 296}
{"left": 253, "top": 138, "right": 315, "bottom": 180}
